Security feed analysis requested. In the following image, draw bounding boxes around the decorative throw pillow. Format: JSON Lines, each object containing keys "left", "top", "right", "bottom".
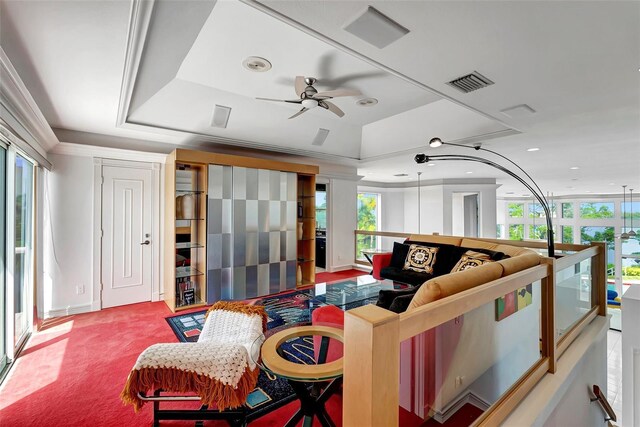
{"left": 450, "top": 250, "right": 494, "bottom": 273}
{"left": 403, "top": 244, "right": 439, "bottom": 273}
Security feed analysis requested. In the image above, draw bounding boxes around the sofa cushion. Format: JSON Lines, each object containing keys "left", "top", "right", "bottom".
{"left": 389, "top": 241, "right": 411, "bottom": 269}
{"left": 408, "top": 234, "right": 463, "bottom": 246}
{"left": 380, "top": 266, "right": 433, "bottom": 286}
{"left": 407, "top": 262, "right": 504, "bottom": 310}
{"left": 450, "top": 250, "right": 494, "bottom": 273}
{"left": 497, "top": 252, "right": 541, "bottom": 276}
{"left": 376, "top": 285, "right": 421, "bottom": 310}
{"left": 403, "top": 244, "right": 439, "bottom": 273}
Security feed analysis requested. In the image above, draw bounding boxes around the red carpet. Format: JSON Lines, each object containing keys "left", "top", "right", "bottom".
{"left": 0, "top": 269, "right": 478, "bottom": 426}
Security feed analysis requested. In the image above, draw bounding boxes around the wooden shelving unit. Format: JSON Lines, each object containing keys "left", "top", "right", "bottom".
{"left": 164, "top": 152, "right": 207, "bottom": 312}
{"left": 297, "top": 174, "right": 316, "bottom": 286}
{"left": 164, "top": 149, "right": 319, "bottom": 311}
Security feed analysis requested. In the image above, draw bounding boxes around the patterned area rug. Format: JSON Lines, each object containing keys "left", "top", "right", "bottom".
{"left": 165, "top": 281, "right": 380, "bottom": 417}
{"left": 165, "top": 291, "right": 327, "bottom": 417}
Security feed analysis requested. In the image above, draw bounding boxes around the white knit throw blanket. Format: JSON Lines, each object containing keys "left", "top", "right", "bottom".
{"left": 131, "top": 310, "right": 264, "bottom": 387}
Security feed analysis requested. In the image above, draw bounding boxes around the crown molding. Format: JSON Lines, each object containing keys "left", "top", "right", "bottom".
{"left": 116, "top": 0, "right": 156, "bottom": 127}
{"left": 0, "top": 47, "right": 58, "bottom": 154}
{"left": 51, "top": 142, "right": 167, "bottom": 164}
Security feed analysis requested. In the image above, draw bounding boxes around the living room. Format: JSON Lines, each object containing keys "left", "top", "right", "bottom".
{"left": 0, "top": 0, "right": 639, "bottom": 426}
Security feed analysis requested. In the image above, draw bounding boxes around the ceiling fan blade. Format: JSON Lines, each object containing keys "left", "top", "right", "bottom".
{"left": 256, "top": 97, "right": 301, "bottom": 104}
{"left": 288, "top": 107, "right": 309, "bottom": 119}
{"left": 294, "top": 76, "right": 306, "bottom": 97}
{"left": 320, "top": 100, "right": 344, "bottom": 118}
{"left": 314, "top": 88, "right": 361, "bottom": 99}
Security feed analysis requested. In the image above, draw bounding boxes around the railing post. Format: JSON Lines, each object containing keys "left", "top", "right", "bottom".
{"left": 541, "top": 258, "right": 557, "bottom": 373}
{"left": 344, "top": 304, "right": 400, "bottom": 427}
{"left": 590, "top": 242, "right": 607, "bottom": 316}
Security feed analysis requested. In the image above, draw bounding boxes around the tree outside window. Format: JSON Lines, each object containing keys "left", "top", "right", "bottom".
{"left": 357, "top": 193, "right": 380, "bottom": 258}
{"left": 509, "top": 224, "right": 524, "bottom": 240}
{"left": 562, "top": 226, "right": 573, "bottom": 244}
{"left": 562, "top": 203, "right": 573, "bottom": 218}
{"left": 579, "top": 202, "right": 614, "bottom": 219}
{"left": 508, "top": 203, "right": 523, "bottom": 218}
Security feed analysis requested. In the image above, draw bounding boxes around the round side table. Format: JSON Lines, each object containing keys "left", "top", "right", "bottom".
{"left": 258, "top": 325, "right": 343, "bottom": 427}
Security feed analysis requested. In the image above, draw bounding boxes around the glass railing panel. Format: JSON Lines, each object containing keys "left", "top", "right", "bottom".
{"left": 556, "top": 258, "right": 592, "bottom": 337}
{"left": 400, "top": 281, "right": 543, "bottom": 424}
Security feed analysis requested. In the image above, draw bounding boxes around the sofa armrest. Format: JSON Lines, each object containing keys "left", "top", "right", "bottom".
{"left": 372, "top": 252, "right": 393, "bottom": 279}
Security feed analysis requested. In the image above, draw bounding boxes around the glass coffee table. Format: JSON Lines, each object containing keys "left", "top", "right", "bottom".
{"left": 307, "top": 275, "right": 407, "bottom": 310}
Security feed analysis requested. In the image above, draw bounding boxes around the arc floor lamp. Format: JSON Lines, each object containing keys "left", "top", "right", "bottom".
{"left": 416, "top": 138, "right": 556, "bottom": 257}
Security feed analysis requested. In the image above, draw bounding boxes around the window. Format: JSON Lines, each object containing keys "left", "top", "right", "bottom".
{"left": 529, "top": 225, "right": 547, "bottom": 240}
{"left": 508, "top": 203, "right": 523, "bottom": 218}
{"left": 315, "top": 186, "right": 326, "bottom": 230}
{"left": 562, "top": 202, "right": 573, "bottom": 218}
{"left": 562, "top": 226, "right": 573, "bottom": 244}
{"left": 580, "top": 202, "right": 614, "bottom": 219}
{"left": 496, "top": 224, "right": 504, "bottom": 239}
{"left": 357, "top": 193, "right": 380, "bottom": 257}
{"left": 622, "top": 201, "right": 640, "bottom": 220}
{"left": 509, "top": 224, "right": 524, "bottom": 240}
{"left": 528, "top": 202, "right": 556, "bottom": 218}
{"left": 580, "top": 226, "right": 614, "bottom": 244}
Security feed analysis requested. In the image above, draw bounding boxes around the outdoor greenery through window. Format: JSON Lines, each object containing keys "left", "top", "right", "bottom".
{"left": 562, "top": 226, "right": 573, "bottom": 244}
{"left": 508, "top": 203, "right": 523, "bottom": 218}
{"left": 356, "top": 193, "right": 380, "bottom": 259}
{"left": 580, "top": 202, "right": 614, "bottom": 219}
{"left": 528, "top": 202, "right": 556, "bottom": 218}
{"left": 562, "top": 202, "right": 573, "bottom": 218}
{"left": 509, "top": 224, "right": 524, "bottom": 240}
{"left": 315, "top": 189, "right": 326, "bottom": 230}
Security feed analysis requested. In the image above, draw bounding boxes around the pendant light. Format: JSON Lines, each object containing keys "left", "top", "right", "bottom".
{"left": 621, "top": 185, "right": 630, "bottom": 240}
{"left": 629, "top": 188, "right": 637, "bottom": 237}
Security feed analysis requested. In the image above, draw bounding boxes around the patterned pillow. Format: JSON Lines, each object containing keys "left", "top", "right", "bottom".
{"left": 403, "top": 244, "right": 439, "bottom": 273}
{"left": 450, "top": 250, "right": 494, "bottom": 273}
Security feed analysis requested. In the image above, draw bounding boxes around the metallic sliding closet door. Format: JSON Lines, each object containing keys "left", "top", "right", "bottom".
{"left": 207, "top": 165, "right": 297, "bottom": 303}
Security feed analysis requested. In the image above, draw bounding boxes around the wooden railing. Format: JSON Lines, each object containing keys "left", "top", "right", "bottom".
{"left": 343, "top": 233, "right": 606, "bottom": 426}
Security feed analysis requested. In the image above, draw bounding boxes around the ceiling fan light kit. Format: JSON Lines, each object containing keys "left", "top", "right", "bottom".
{"left": 256, "top": 75, "right": 361, "bottom": 119}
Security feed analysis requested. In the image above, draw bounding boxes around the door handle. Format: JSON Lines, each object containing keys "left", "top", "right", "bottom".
{"left": 140, "top": 240, "right": 150, "bottom": 245}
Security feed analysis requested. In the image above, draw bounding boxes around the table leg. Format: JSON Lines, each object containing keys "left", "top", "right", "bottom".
{"left": 285, "top": 378, "right": 341, "bottom": 427}
{"left": 363, "top": 252, "right": 374, "bottom": 274}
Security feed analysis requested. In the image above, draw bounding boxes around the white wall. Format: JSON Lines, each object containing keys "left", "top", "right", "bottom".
{"left": 329, "top": 178, "right": 357, "bottom": 270}
{"left": 43, "top": 153, "right": 95, "bottom": 315}
{"left": 404, "top": 186, "right": 445, "bottom": 234}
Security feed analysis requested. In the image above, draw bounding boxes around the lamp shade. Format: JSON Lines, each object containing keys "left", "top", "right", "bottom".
{"left": 429, "top": 137, "right": 443, "bottom": 148}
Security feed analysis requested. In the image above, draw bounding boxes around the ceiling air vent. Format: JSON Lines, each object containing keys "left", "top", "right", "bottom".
{"left": 447, "top": 71, "right": 494, "bottom": 93}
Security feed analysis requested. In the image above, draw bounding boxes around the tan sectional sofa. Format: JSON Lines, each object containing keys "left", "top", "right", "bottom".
{"left": 400, "top": 234, "right": 542, "bottom": 310}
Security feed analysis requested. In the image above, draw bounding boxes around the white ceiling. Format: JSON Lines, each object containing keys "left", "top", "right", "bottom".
{"left": 1, "top": 0, "right": 638, "bottom": 196}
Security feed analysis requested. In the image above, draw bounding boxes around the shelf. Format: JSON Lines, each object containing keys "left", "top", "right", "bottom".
{"left": 176, "top": 218, "right": 204, "bottom": 221}
{"left": 299, "top": 217, "right": 315, "bottom": 220}
{"left": 176, "top": 266, "right": 204, "bottom": 279}
{"left": 297, "top": 258, "right": 315, "bottom": 263}
{"left": 297, "top": 238, "right": 315, "bottom": 241}
{"left": 176, "top": 242, "right": 204, "bottom": 249}
{"left": 175, "top": 301, "right": 206, "bottom": 311}
{"left": 176, "top": 190, "right": 204, "bottom": 194}
{"left": 297, "top": 195, "right": 315, "bottom": 199}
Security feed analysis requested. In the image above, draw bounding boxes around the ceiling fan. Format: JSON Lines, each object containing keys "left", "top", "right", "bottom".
{"left": 257, "top": 76, "right": 361, "bottom": 119}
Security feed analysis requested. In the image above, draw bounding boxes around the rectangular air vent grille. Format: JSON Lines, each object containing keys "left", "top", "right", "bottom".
{"left": 447, "top": 71, "right": 494, "bottom": 93}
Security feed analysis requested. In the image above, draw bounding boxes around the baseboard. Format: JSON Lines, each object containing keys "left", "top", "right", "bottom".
{"left": 45, "top": 303, "right": 94, "bottom": 319}
{"left": 429, "top": 391, "right": 491, "bottom": 424}
{"left": 327, "top": 264, "right": 354, "bottom": 272}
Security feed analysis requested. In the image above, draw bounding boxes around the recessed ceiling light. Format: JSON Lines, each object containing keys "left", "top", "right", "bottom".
{"left": 571, "top": 178, "right": 578, "bottom": 181}
{"left": 570, "top": 166, "right": 579, "bottom": 170}
{"left": 356, "top": 98, "right": 378, "bottom": 107}
{"left": 393, "top": 173, "right": 408, "bottom": 177}
{"left": 465, "top": 171, "right": 473, "bottom": 174}
{"left": 242, "top": 56, "right": 272, "bottom": 72}
{"left": 527, "top": 148, "right": 540, "bottom": 152}
{"left": 567, "top": 186, "right": 575, "bottom": 189}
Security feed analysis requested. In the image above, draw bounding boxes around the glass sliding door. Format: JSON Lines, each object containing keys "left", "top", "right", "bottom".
{"left": 13, "top": 154, "right": 33, "bottom": 350}
{"left": 0, "top": 147, "right": 5, "bottom": 373}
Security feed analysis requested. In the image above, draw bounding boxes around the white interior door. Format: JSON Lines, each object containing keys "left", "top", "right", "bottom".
{"left": 101, "top": 166, "right": 152, "bottom": 308}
